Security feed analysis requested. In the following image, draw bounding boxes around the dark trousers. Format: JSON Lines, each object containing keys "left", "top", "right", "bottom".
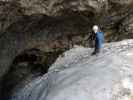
{"left": 91, "top": 39, "right": 100, "bottom": 55}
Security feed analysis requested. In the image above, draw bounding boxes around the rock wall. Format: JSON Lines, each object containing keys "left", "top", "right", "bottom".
{"left": 0, "top": 0, "right": 132, "bottom": 38}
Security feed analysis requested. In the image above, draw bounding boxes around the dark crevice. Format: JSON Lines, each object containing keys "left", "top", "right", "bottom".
{"left": 1, "top": 48, "right": 65, "bottom": 100}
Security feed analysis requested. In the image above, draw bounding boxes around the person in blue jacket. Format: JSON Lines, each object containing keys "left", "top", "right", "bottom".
{"left": 91, "top": 25, "right": 104, "bottom": 55}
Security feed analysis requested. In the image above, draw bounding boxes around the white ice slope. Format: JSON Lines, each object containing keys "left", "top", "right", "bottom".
{"left": 11, "top": 39, "right": 133, "bottom": 100}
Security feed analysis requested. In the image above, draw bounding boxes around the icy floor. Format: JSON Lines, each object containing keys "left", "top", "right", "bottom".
{"left": 11, "top": 39, "right": 133, "bottom": 100}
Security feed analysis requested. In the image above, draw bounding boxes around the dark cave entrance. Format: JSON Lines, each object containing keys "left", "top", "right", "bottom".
{"left": 1, "top": 48, "right": 65, "bottom": 100}
{"left": 12, "top": 48, "right": 48, "bottom": 75}
{"left": 1, "top": 48, "right": 48, "bottom": 100}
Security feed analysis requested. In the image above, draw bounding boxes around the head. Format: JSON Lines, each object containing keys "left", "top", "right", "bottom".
{"left": 92, "top": 25, "right": 99, "bottom": 33}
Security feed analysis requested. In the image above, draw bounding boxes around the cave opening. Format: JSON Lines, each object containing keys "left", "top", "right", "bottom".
{"left": 1, "top": 48, "right": 48, "bottom": 100}
{"left": 1, "top": 47, "right": 65, "bottom": 100}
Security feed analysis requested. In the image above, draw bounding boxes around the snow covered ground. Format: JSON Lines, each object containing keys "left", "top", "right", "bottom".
{"left": 11, "top": 39, "right": 133, "bottom": 100}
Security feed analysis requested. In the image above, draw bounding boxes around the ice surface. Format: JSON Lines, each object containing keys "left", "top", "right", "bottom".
{"left": 11, "top": 39, "right": 133, "bottom": 100}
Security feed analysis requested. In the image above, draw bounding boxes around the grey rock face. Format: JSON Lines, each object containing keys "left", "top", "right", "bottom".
{"left": 10, "top": 0, "right": 108, "bottom": 15}
{"left": 110, "top": 0, "right": 133, "bottom": 5}
{"left": 0, "top": 0, "right": 133, "bottom": 39}
{"left": 0, "top": 1, "right": 23, "bottom": 32}
{"left": 10, "top": 39, "right": 133, "bottom": 100}
{"left": 0, "top": 13, "right": 90, "bottom": 80}
{"left": 119, "top": 14, "right": 133, "bottom": 34}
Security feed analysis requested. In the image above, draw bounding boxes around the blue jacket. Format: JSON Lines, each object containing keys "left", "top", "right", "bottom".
{"left": 95, "top": 31, "right": 104, "bottom": 49}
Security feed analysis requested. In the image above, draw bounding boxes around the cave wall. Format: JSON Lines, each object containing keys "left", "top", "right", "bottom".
{"left": 0, "top": 0, "right": 133, "bottom": 99}
{"left": 0, "top": 0, "right": 133, "bottom": 40}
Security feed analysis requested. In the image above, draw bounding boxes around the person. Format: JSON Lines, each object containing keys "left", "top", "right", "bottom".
{"left": 91, "top": 25, "right": 104, "bottom": 55}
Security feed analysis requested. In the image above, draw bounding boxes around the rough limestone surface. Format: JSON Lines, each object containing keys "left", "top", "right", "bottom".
{"left": 11, "top": 39, "right": 133, "bottom": 100}
{"left": 110, "top": 0, "right": 133, "bottom": 5}
{"left": 0, "top": 0, "right": 133, "bottom": 42}
{"left": 0, "top": 0, "right": 133, "bottom": 35}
